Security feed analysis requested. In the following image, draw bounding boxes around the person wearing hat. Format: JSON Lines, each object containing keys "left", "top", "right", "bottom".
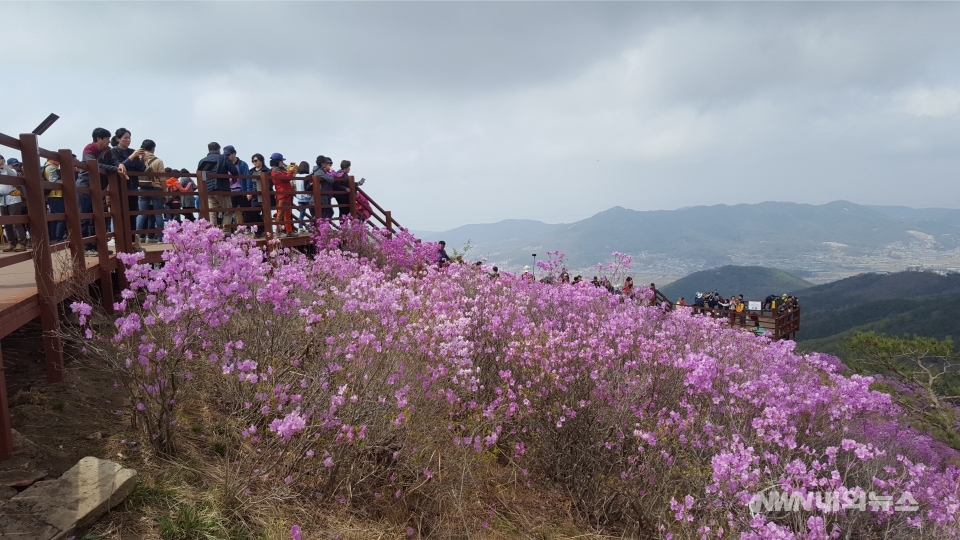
{"left": 268, "top": 152, "right": 296, "bottom": 236}
{"left": 42, "top": 157, "right": 67, "bottom": 243}
{"left": 0, "top": 155, "right": 27, "bottom": 252}
{"left": 197, "top": 142, "right": 239, "bottom": 228}
{"left": 5, "top": 158, "right": 23, "bottom": 176}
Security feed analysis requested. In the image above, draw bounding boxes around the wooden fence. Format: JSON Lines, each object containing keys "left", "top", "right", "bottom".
{"left": 0, "top": 129, "right": 403, "bottom": 460}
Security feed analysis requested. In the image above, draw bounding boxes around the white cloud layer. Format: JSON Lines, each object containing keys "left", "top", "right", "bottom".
{"left": 2, "top": 2, "right": 960, "bottom": 230}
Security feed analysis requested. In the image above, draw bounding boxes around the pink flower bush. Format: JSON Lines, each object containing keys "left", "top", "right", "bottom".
{"left": 73, "top": 218, "right": 960, "bottom": 538}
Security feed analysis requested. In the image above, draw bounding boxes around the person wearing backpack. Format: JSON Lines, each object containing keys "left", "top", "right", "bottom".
{"left": 133, "top": 140, "right": 166, "bottom": 243}
{"left": 174, "top": 169, "right": 197, "bottom": 222}
{"left": 43, "top": 158, "right": 67, "bottom": 243}
{"left": 196, "top": 142, "right": 239, "bottom": 228}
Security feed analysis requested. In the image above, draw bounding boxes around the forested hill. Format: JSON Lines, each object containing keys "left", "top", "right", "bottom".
{"left": 658, "top": 265, "right": 812, "bottom": 302}
{"left": 796, "top": 271, "right": 960, "bottom": 315}
{"left": 795, "top": 271, "right": 960, "bottom": 354}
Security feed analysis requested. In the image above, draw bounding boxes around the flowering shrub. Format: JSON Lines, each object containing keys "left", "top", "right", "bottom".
{"left": 74, "top": 219, "right": 960, "bottom": 538}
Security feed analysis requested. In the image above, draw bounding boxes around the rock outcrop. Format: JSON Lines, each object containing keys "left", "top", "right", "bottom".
{"left": 0, "top": 456, "right": 137, "bottom": 539}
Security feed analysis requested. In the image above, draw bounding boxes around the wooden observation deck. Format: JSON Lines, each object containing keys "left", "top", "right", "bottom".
{"left": 651, "top": 289, "right": 801, "bottom": 341}
{"left": 0, "top": 129, "right": 404, "bottom": 460}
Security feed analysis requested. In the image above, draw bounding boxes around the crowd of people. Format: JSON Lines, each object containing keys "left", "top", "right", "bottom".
{"left": 1, "top": 127, "right": 373, "bottom": 255}
{"left": 679, "top": 291, "right": 801, "bottom": 335}
{"left": 434, "top": 243, "right": 664, "bottom": 304}
{"left": 433, "top": 242, "right": 801, "bottom": 339}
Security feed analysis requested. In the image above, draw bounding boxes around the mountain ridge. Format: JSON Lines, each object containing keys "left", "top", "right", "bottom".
{"left": 417, "top": 200, "right": 960, "bottom": 271}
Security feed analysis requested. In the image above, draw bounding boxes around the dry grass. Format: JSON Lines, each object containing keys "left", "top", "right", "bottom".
{"left": 63, "top": 377, "right": 614, "bottom": 540}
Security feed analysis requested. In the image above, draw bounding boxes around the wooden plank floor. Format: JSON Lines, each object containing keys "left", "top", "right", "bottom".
{"left": 0, "top": 234, "right": 315, "bottom": 338}
{"left": 0, "top": 247, "right": 103, "bottom": 339}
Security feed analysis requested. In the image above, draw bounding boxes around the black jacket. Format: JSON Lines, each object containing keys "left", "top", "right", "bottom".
{"left": 197, "top": 152, "right": 239, "bottom": 192}
{"left": 113, "top": 147, "right": 146, "bottom": 189}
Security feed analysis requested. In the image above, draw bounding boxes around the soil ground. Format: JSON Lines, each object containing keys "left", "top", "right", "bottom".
{"left": 1, "top": 319, "right": 147, "bottom": 539}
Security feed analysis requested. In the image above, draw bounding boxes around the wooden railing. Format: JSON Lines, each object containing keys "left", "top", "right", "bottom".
{"left": 0, "top": 129, "right": 404, "bottom": 460}
{"left": 115, "top": 171, "right": 403, "bottom": 244}
{"left": 680, "top": 303, "right": 801, "bottom": 341}
{"left": 652, "top": 287, "right": 673, "bottom": 309}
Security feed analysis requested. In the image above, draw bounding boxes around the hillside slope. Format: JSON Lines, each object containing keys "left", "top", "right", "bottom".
{"left": 868, "top": 205, "right": 960, "bottom": 229}
{"left": 798, "top": 293, "right": 960, "bottom": 341}
{"left": 795, "top": 271, "right": 960, "bottom": 353}
{"left": 659, "top": 265, "right": 812, "bottom": 302}
{"left": 794, "top": 271, "right": 960, "bottom": 314}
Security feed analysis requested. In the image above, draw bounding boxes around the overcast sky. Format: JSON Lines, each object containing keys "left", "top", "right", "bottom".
{"left": 3, "top": 2, "right": 960, "bottom": 231}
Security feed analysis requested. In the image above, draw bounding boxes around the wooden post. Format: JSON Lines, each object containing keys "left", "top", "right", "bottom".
{"left": 384, "top": 210, "right": 393, "bottom": 235}
{"left": 21, "top": 134, "right": 65, "bottom": 383}
{"left": 0, "top": 344, "right": 12, "bottom": 461}
{"left": 113, "top": 170, "right": 134, "bottom": 255}
{"left": 260, "top": 172, "right": 273, "bottom": 237}
{"left": 58, "top": 149, "right": 84, "bottom": 272}
{"left": 87, "top": 159, "right": 115, "bottom": 314}
{"left": 105, "top": 171, "right": 130, "bottom": 292}
{"left": 196, "top": 172, "right": 211, "bottom": 224}
{"left": 311, "top": 174, "right": 322, "bottom": 227}
{"left": 348, "top": 175, "right": 357, "bottom": 219}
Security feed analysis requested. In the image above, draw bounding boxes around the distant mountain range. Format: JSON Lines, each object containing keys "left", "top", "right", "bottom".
{"left": 659, "top": 266, "right": 813, "bottom": 302}
{"left": 416, "top": 201, "right": 960, "bottom": 272}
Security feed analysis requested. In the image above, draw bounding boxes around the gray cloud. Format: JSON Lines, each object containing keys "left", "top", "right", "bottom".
{"left": 2, "top": 2, "right": 959, "bottom": 231}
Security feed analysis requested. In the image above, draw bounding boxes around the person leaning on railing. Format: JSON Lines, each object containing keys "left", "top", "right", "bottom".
{"left": 0, "top": 154, "right": 27, "bottom": 252}
{"left": 77, "top": 127, "right": 127, "bottom": 255}
{"left": 111, "top": 128, "right": 142, "bottom": 235}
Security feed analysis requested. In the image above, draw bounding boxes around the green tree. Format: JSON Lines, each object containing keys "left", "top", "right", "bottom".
{"left": 843, "top": 332, "right": 960, "bottom": 449}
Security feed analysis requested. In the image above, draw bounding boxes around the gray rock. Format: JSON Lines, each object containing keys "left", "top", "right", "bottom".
{"left": 0, "top": 487, "right": 16, "bottom": 501}
{"left": 0, "top": 468, "right": 45, "bottom": 488}
{"left": 0, "top": 456, "right": 137, "bottom": 540}
{"left": 10, "top": 430, "right": 39, "bottom": 458}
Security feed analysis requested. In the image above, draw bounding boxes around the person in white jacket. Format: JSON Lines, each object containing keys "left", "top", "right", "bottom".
{"left": 0, "top": 154, "right": 27, "bottom": 252}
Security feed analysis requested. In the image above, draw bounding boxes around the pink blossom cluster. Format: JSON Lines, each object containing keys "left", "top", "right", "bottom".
{"left": 75, "top": 218, "right": 960, "bottom": 538}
